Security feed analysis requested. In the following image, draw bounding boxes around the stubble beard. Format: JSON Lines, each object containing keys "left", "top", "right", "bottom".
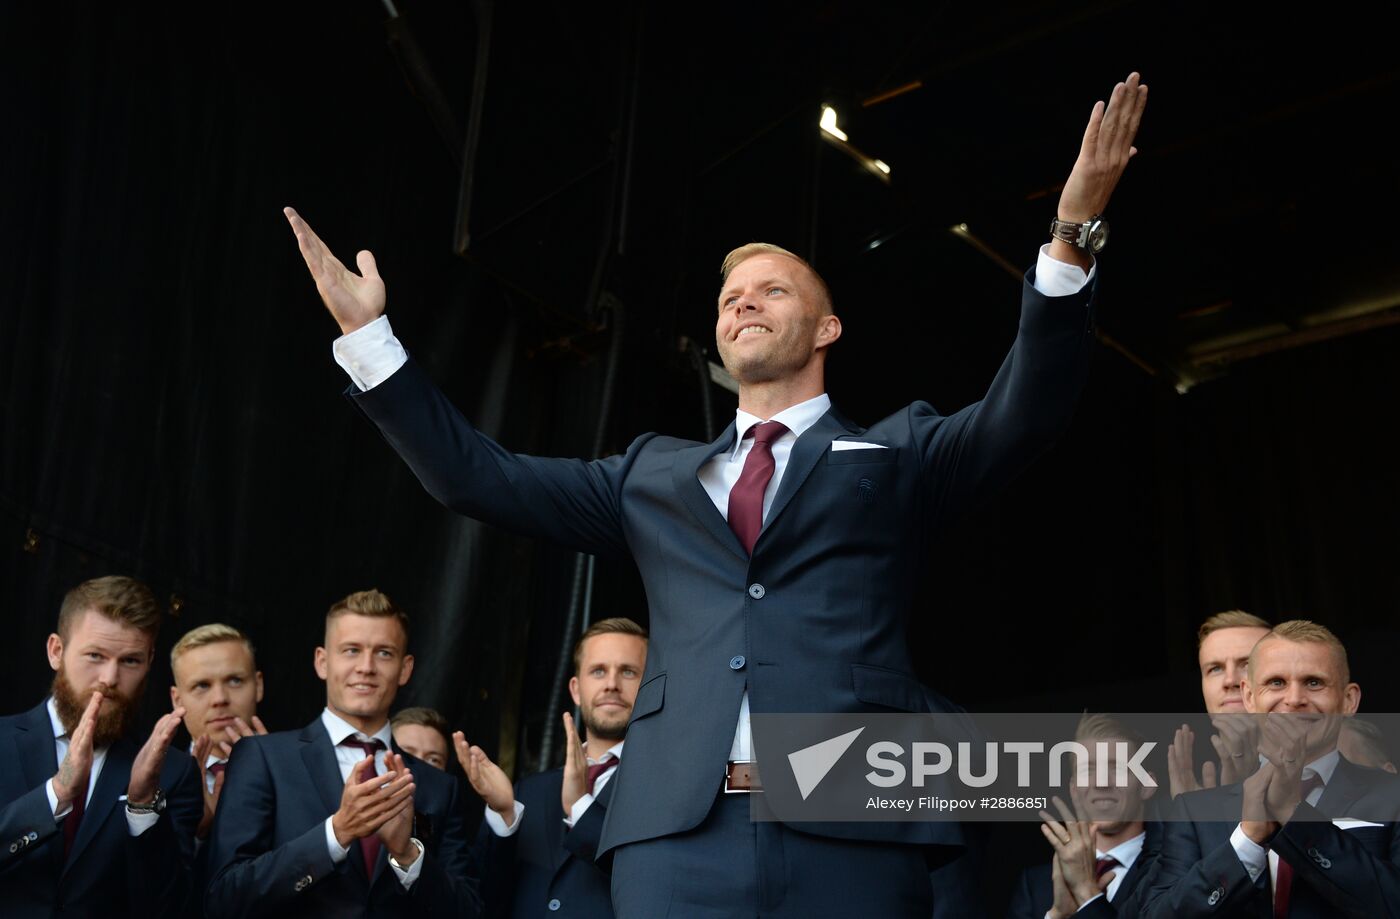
{"left": 51, "top": 664, "right": 143, "bottom": 749}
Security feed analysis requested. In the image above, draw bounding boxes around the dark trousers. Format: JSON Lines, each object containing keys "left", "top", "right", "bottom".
{"left": 611, "top": 793, "right": 932, "bottom": 918}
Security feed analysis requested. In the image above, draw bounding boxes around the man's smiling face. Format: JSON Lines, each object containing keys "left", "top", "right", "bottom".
{"left": 714, "top": 253, "right": 830, "bottom": 385}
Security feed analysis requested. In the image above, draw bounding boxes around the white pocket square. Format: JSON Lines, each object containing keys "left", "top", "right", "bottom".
{"left": 1333, "top": 818, "right": 1385, "bottom": 829}
{"left": 830, "top": 441, "right": 888, "bottom": 452}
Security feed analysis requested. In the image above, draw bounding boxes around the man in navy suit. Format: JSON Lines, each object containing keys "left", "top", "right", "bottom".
{"left": 460, "top": 617, "right": 647, "bottom": 918}
{"left": 1009, "top": 714, "right": 1161, "bottom": 918}
{"left": 204, "top": 589, "right": 479, "bottom": 918}
{"left": 1140, "top": 620, "right": 1400, "bottom": 917}
{"left": 0, "top": 575, "right": 202, "bottom": 918}
{"left": 286, "top": 73, "right": 1148, "bottom": 917}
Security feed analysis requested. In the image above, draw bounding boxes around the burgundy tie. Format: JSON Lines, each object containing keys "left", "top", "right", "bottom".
{"left": 1094, "top": 854, "right": 1120, "bottom": 881}
{"left": 340, "top": 737, "right": 386, "bottom": 875}
{"left": 208, "top": 761, "right": 227, "bottom": 780}
{"left": 62, "top": 786, "right": 84, "bottom": 860}
{"left": 585, "top": 755, "right": 616, "bottom": 795}
{"left": 1273, "top": 774, "right": 1324, "bottom": 918}
{"left": 727, "top": 421, "right": 789, "bottom": 554}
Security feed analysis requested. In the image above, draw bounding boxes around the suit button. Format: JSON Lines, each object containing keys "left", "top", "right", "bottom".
{"left": 729, "top": 655, "right": 746, "bottom": 670}
{"left": 748, "top": 583, "right": 765, "bottom": 599}
{"left": 294, "top": 875, "right": 313, "bottom": 892}
{"left": 1207, "top": 886, "right": 1223, "bottom": 905}
{"left": 8, "top": 842, "right": 16, "bottom": 854}
{"left": 548, "top": 898, "right": 561, "bottom": 911}
{"left": 26, "top": 832, "right": 37, "bottom": 841}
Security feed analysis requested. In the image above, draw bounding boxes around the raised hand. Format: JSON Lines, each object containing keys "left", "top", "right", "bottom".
{"left": 284, "top": 207, "right": 386, "bottom": 335}
{"left": 1210, "top": 713, "right": 1261, "bottom": 785}
{"left": 53, "top": 690, "right": 103, "bottom": 811}
{"left": 453, "top": 731, "right": 517, "bottom": 826}
{"left": 376, "top": 753, "right": 420, "bottom": 866}
{"left": 1057, "top": 72, "right": 1149, "bottom": 223}
{"left": 216, "top": 715, "right": 269, "bottom": 759}
{"left": 1039, "top": 797, "right": 1109, "bottom": 907}
{"left": 128, "top": 706, "right": 186, "bottom": 806}
{"left": 1049, "top": 853, "right": 1078, "bottom": 919}
{"left": 1167, "top": 724, "right": 1218, "bottom": 798}
{"left": 560, "top": 712, "right": 588, "bottom": 817}
{"left": 331, "top": 756, "right": 415, "bottom": 848}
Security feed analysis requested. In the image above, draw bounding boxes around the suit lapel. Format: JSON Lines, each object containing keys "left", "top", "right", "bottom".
{"left": 1318, "top": 755, "right": 1370, "bottom": 818}
{"left": 1113, "top": 822, "right": 1160, "bottom": 903}
{"left": 758, "top": 408, "right": 862, "bottom": 548}
{"left": 15, "top": 703, "right": 57, "bottom": 791}
{"left": 672, "top": 422, "right": 747, "bottom": 562}
{"left": 64, "top": 736, "right": 136, "bottom": 874}
{"left": 299, "top": 720, "right": 347, "bottom": 825}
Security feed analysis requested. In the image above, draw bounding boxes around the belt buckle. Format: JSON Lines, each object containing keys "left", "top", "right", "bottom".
{"left": 724, "top": 759, "right": 757, "bottom": 794}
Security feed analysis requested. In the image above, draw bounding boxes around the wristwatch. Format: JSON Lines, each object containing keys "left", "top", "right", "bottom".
{"left": 126, "top": 788, "right": 166, "bottom": 814}
{"left": 388, "top": 837, "right": 424, "bottom": 870}
{"left": 1048, "top": 215, "right": 1109, "bottom": 253}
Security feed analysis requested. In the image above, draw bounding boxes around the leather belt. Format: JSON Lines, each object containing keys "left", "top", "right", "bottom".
{"left": 724, "top": 760, "right": 762, "bottom": 793}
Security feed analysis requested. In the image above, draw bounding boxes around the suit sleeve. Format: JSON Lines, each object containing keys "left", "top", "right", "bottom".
{"left": 401, "top": 775, "right": 482, "bottom": 917}
{"left": 915, "top": 269, "right": 1096, "bottom": 530}
{"left": 204, "top": 738, "right": 339, "bottom": 919}
{"left": 1003, "top": 866, "right": 1042, "bottom": 919}
{"left": 350, "top": 358, "right": 651, "bottom": 560}
{"left": 1138, "top": 795, "right": 1260, "bottom": 919}
{"left": 468, "top": 809, "right": 520, "bottom": 919}
{"left": 0, "top": 783, "right": 60, "bottom": 874}
{"left": 1269, "top": 802, "right": 1400, "bottom": 917}
{"left": 125, "top": 748, "right": 203, "bottom": 918}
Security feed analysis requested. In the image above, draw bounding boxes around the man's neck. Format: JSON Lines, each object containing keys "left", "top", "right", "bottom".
{"left": 736, "top": 376, "right": 825, "bottom": 420}
{"left": 585, "top": 736, "right": 621, "bottom": 761}
{"left": 1096, "top": 820, "right": 1145, "bottom": 851}
{"left": 328, "top": 705, "right": 389, "bottom": 738}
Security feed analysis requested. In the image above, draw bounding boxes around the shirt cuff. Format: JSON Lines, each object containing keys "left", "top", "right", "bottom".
{"left": 125, "top": 806, "right": 160, "bottom": 836}
{"left": 1075, "top": 893, "right": 1105, "bottom": 912}
{"left": 389, "top": 838, "right": 425, "bottom": 889}
{"left": 1230, "top": 823, "right": 1269, "bottom": 882}
{"left": 332, "top": 315, "right": 408, "bottom": 391}
{"left": 483, "top": 801, "right": 525, "bottom": 837}
{"left": 46, "top": 780, "right": 72, "bottom": 821}
{"left": 1033, "top": 244, "right": 1095, "bottom": 297}
{"left": 325, "top": 817, "right": 350, "bottom": 863}
{"left": 564, "top": 792, "right": 595, "bottom": 828}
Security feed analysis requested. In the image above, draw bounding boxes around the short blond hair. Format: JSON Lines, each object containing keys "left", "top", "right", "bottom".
{"left": 1197, "top": 610, "right": 1272, "bottom": 648}
{"left": 572, "top": 617, "right": 648, "bottom": 674}
{"left": 1248, "top": 619, "right": 1350, "bottom": 684}
{"left": 170, "top": 623, "right": 256, "bottom": 672}
{"left": 1075, "top": 712, "right": 1147, "bottom": 752}
{"left": 719, "top": 242, "right": 833, "bottom": 315}
{"left": 326, "top": 589, "right": 409, "bottom": 642}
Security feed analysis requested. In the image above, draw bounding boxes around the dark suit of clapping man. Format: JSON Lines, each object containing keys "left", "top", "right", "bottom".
{"left": 285, "top": 73, "right": 1148, "bottom": 918}
{"left": 203, "top": 589, "right": 478, "bottom": 918}
{"left": 0, "top": 576, "right": 202, "bottom": 918}
{"left": 460, "top": 618, "right": 647, "bottom": 919}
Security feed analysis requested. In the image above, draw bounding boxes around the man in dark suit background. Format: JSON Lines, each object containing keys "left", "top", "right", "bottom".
{"left": 1010, "top": 714, "right": 1161, "bottom": 918}
{"left": 460, "top": 617, "right": 647, "bottom": 918}
{"left": 286, "top": 72, "right": 1148, "bottom": 917}
{"left": 1141, "top": 620, "right": 1400, "bottom": 918}
{"left": 0, "top": 575, "right": 202, "bottom": 917}
{"left": 204, "top": 588, "right": 478, "bottom": 918}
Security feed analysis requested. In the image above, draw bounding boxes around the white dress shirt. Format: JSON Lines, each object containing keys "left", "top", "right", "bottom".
{"left": 1230, "top": 748, "right": 1339, "bottom": 892}
{"left": 318, "top": 708, "right": 423, "bottom": 888}
{"left": 484, "top": 740, "right": 624, "bottom": 837}
{"left": 333, "top": 246, "right": 1094, "bottom": 763}
{"left": 43, "top": 697, "right": 158, "bottom": 836}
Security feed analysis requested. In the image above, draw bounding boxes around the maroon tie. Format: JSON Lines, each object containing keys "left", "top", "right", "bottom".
{"left": 62, "top": 786, "right": 84, "bottom": 860}
{"left": 727, "top": 421, "right": 789, "bottom": 554}
{"left": 1095, "top": 854, "right": 1120, "bottom": 881}
{"left": 585, "top": 755, "right": 616, "bottom": 795}
{"left": 340, "top": 737, "right": 386, "bottom": 875}
{"left": 208, "top": 761, "right": 227, "bottom": 781}
{"left": 1273, "top": 774, "right": 1324, "bottom": 918}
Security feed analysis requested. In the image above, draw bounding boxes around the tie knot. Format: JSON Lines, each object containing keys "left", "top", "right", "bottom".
{"left": 208, "top": 761, "right": 227, "bottom": 778}
{"left": 1301, "top": 773, "right": 1324, "bottom": 797}
{"left": 1094, "top": 855, "right": 1120, "bottom": 879}
{"left": 747, "top": 420, "right": 788, "bottom": 447}
{"left": 585, "top": 754, "right": 616, "bottom": 795}
{"left": 340, "top": 736, "right": 385, "bottom": 759}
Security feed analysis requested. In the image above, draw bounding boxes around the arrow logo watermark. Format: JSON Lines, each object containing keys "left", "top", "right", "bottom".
{"left": 788, "top": 727, "right": 865, "bottom": 799}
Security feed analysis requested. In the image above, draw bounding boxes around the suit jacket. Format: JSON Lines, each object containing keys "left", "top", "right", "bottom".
{"left": 353, "top": 270, "right": 1095, "bottom": 857}
{"left": 472, "top": 767, "right": 614, "bottom": 919}
{"left": 1005, "top": 822, "right": 1161, "bottom": 919}
{"left": 0, "top": 700, "right": 203, "bottom": 918}
{"left": 1139, "top": 755, "right": 1400, "bottom": 918}
{"left": 204, "top": 717, "right": 480, "bottom": 919}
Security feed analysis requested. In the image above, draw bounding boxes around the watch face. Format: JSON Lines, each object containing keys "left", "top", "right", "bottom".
{"left": 1088, "top": 221, "right": 1109, "bottom": 253}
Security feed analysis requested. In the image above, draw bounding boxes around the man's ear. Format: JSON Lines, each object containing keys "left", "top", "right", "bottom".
{"left": 1140, "top": 772, "right": 1159, "bottom": 802}
{"left": 397, "top": 654, "right": 415, "bottom": 687}
{"left": 816, "top": 313, "right": 843, "bottom": 351}
{"left": 255, "top": 671, "right": 265, "bottom": 704}
{"left": 46, "top": 634, "right": 63, "bottom": 672}
{"left": 313, "top": 647, "right": 328, "bottom": 680}
{"left": 170, "top": 685, "right": 182, "bottom": 709}
{"left": 568, "top": 676, "right": 581, "bottom": 708}
{"left": 1342, "top": 683, "right": 1361, "bottom": 715}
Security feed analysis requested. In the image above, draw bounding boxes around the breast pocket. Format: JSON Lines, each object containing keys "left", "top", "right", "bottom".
{"left": 827, "top": 446, "right": 896, "bottom": 465}
{"left": 851, "top": 663, "right": 928, "bottom": 713}
{"left": 628, "top": 672, "right": 666, "bottom": 723}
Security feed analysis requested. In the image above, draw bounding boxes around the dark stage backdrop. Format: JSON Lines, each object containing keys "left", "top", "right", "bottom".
{"left": 3, "top": 3, "right": 1399, "bottom": 908}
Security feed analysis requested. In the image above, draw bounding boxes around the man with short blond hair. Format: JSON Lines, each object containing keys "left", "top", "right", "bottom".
{"left": 0, "top": 575, "right": 203, "bottom": 916}
{"left": 205, "top": 589, "right": 478, "bottom": 918}
{"left": 1142, "top": 620, "right": 1400, "bottom": 918}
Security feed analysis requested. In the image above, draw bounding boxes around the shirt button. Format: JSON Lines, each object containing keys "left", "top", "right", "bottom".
{"left": 351, "top": 360, "right": 361, "bottom": 370}
{"left": 748, "top": 583, "right": 765, "bottom": 599}
{"left": 548, "top": 898, "right": 561, "bottom": 911}
{"left": 729, "top": 655, "right": 746, "bottom": 670}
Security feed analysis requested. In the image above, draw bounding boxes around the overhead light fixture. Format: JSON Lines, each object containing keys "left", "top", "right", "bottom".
{"left": 872, "top": 159, "right": 890, "bottom": 175}
{"left": 819, "top": 105, "right": 848, "bottom": 141}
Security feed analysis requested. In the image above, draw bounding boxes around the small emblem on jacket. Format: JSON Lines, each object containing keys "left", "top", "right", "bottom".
{"left": 857, "top": 477, "right": 875, "bottom": 504}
